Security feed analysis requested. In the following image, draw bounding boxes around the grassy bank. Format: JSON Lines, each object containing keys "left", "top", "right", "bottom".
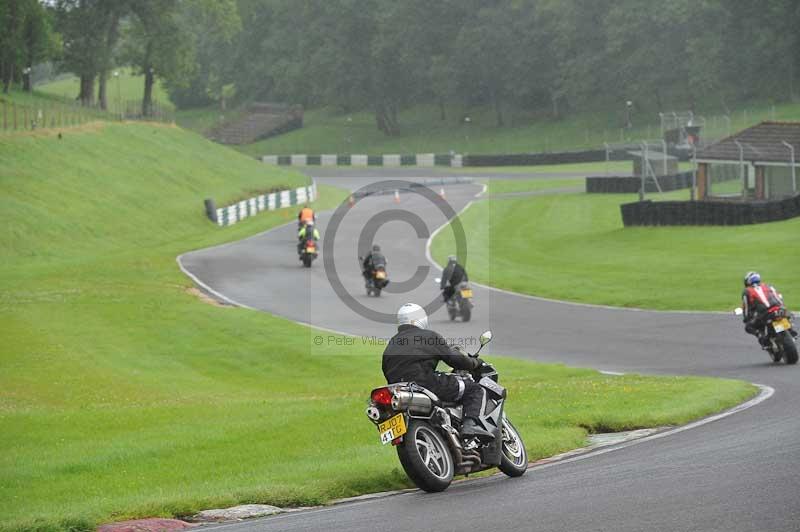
{"left": 0, "top": 124, "right": 756, "bottom": 530}
{"left": 431, "top": 191, "right": 800, "bottom": 310}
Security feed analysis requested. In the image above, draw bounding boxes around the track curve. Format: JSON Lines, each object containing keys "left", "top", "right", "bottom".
{"left": 180, "top": 171, "right": 800, "bottom": 532}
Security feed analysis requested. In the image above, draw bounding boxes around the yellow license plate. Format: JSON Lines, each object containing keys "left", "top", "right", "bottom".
{"left": 460, "top": 289, "right": 473, "bottom": 298}
{"left": 375, "top": 271, "right": 386, "bottom": 279}
{"left": 378, "top": 414, "right": 407, "bottom": 444}
{"left": 306, "top": 246, "right": 316, "bottom": 253}
{"left": 773, "top": 318, "right": 791, "bottom": 333}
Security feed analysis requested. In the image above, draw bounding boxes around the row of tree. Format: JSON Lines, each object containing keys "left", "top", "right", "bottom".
{"left": 224, "top": 0, "right": 800, "bottom": 134}
{"left": 0, "top": 0, "right": 237, "bottom": 116}
{"left": 2, "top": 0, "right": 799, "bottom": 129}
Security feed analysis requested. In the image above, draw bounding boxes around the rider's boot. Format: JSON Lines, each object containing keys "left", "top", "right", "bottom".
{"left": 461, "top": 418, "right": 494, "bottom": 441}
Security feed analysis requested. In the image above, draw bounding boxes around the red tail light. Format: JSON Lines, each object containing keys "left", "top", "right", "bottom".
{"left": 371, "top": 387, "right": 393, "bottom": 406}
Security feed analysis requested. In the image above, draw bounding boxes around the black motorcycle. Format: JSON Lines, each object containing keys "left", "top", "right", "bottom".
{"left": 299, "top": 238, "right": 317, "bottom": 268}
{"left": 436, "top": 278, "right": 473, "bottom": 322}
{"left": 360, "top": 257, "right": 389, "bottom": 297}
{"left": 365, "top": 331, "right": 527, "bottom": 492}
{"left": 734, "top": 306, "right": 798, "bottom": 364}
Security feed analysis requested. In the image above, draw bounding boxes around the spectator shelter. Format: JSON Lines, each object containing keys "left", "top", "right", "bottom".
{"left": 695, "top": 121, "right": 799, "bottom": 200}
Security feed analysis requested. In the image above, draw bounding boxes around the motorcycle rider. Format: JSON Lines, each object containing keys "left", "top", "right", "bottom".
{"left": 441, "top": 255, "right": 468, "bottom": 303}
{"left": 382, "top": 303, "right": 494, "bottom": 441}
{"left": 741, "top": 271, "right": 796, "bottom": 346}
{"left": 362, "top": 244, "right": 387, "bottom": 281}
{"left": 297, "top": 220, "right": 320, "bottom": 255}
{"left": 298, "top": 205, "right": 315, "bottom": 228}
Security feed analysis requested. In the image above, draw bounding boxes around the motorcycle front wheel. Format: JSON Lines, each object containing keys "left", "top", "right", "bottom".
{"left": 781, "top": 331, "right": 798, "bottom": 365}
{"left": 396, "top": 419, "right": 454, "bottom": 492}
{"left": 498, "top": 417, "right": 528, "bottom": 477}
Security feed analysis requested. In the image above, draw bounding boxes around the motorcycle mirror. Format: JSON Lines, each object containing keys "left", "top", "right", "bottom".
{"left": 434, "top": 277, "right": 441, "bottom": 283}
{"left": 479, "top": 330, "right": 493, "bottom": 346}
{"left": 733, "top": 307, "right": 743, "bottom": 316}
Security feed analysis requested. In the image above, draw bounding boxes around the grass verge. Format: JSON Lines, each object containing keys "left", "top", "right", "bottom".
{"left": 484, "top": 177, "right": 585, "bottom": 195}
{"left": 1, "top": 124, "right": 757, "bottom": 530}
{"left": 431, "top": 191, "right": 800, "bottom": 310}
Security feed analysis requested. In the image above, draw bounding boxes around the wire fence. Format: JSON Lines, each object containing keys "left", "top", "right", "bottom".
{"left": 0, "top": 98, "right": 174, "bottom": 134}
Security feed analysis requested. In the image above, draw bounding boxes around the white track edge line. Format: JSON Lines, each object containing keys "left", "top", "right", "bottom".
{"left": 204, "top": 383, "right": 774, "bottom": 530}
{"left": 529, "top": 383, "right": 774, "bottom": 470}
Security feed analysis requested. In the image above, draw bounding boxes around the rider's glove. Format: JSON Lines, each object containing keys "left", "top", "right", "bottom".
{"left": 453, "top": 345, "right": 469, "bottom": 357}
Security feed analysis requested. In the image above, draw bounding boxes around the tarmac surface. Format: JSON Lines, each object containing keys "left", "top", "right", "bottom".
{"left": 180, "top": 170, "right": 800, "bottom": 532}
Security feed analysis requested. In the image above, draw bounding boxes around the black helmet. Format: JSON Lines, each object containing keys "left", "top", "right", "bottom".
{"left": 372, "top": 244, "right": 381, "bottom": 252}
{"left": 448, "top": 255, "right": 457, "bottom": 263}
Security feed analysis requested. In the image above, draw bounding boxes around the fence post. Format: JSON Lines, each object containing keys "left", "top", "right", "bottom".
{"left": 13, "top": 104, "right": 18, "bottom": 130}
{"left": 23, "top": 107, "right": 28, "bottom": 130}
{"left": 2, "top": 101, "right": 6, "bottom": 131}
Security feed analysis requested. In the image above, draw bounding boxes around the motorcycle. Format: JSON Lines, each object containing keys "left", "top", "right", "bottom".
{"left": 299, "top": 238, "right": 318, "bottom": 268}
{"left": 360, "top": 257, "right": 389, "bottom": 297}
{"left": 734, "top": 306, "right": 798, "bottom": 364}
{"left": 365, "top": 331, "right": 527, "bottom": 492}
{"left": 436, "top": 278, "right": 474, "bottom": 322}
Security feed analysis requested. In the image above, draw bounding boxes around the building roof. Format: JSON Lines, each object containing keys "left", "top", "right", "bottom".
{"left": 696, "top": 121, "right": 800, "bottom": 164}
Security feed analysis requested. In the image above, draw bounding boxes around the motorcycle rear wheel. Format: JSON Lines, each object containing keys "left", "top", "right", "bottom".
{"left": 498, "top": 418, "right": 528, "bottom": 477}
{"left": 782, "top": 332, "right": 798, "bottom": 365}
{"left": 396, "top": 419, "right": 454, "bottom": 492}
{"left": 302, "top": 256, "right": 312, "bottom": 268}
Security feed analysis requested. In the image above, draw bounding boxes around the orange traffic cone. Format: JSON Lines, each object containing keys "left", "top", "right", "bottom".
{"left": 394, "top": 189, "right": 400, "bottom": 203}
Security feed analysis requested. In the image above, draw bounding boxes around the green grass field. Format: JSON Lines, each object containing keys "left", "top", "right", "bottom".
{"left": 37, "top": 69, "right": 173, "bottom": 110}
{"left": 236, "top": 102, "right": 800, "bottom": 157}
{"left": 431, "top": 191, "right": 800, "bottom": 310}
{"left": 484, "top": 177, "right": 585, "bottom": 195}
{"left": 0, "top": 123, "right": 757, "bottom": 531}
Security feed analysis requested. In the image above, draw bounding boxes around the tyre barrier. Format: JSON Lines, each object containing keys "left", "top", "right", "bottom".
{"left": 586, "top": 171, "right": 695, "bottom": 194}
{"left": 204, "top": 182, "right": 317, "bottom": 227}
{"left": 620, "top": 194, "right": 800, "bottom": 226}
{"left": 259, "top": 148, "right": 638, "bottom": 168}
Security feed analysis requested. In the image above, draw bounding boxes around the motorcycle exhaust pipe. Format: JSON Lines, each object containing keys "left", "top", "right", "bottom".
{"left": 391, "top": 391, "right": 433, "bottom": 414}
{"left": 365, "top": 406, "right": 381, "bottom": 421}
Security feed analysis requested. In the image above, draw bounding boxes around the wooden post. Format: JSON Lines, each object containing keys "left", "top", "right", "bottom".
{"left": 755, "top": 165, "right": 766, "bottom": 200}
{"left": 13, "top": 104, "right": 17, "bottom": 130}
{"left": 697, "top": 163, "right": 708, "bottom": 200}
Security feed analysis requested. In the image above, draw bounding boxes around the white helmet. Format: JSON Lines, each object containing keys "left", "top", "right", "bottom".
{"left": 397, "top": 303, "right": 428, "bottom": 330}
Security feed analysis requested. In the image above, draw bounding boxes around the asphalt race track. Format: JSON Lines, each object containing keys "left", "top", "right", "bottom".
{"left": 180, "top": 171, "right": 800, "bottom": 532}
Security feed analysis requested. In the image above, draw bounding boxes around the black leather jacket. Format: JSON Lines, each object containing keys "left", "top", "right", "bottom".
{"left": 382, "top": 325, "right": 480, "bottom": 384}
{"left": 441, "top": 262, "right": 468, "bottom": 289}
{"left": 363, "top": 252, "right": 386, "bottom": 273}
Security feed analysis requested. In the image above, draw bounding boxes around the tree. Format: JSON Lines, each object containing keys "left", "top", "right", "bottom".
{"left": 1, "top": 0, "right": 24, "bottom": 93}
{"left": 452, "top": 3, "right": 521, "bottom": 126}
{"left": 166, "top": 0, "right": 241, "bottom": 109}
{"left": 21, "top": 0, "right": 59, "bottom": 93}
{"left": 124, "top": 0, "right": 194, "bottom": 116}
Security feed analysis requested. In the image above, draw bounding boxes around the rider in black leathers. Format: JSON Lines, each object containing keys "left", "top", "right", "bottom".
{"left": 382, "top": 303, "right": 494, "bottom": 440}
{"left": 362, "top": 244, "right": 387, "bottom": 281}
{"left": 441, "top": 255, "right": 468, "bottom": 303}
